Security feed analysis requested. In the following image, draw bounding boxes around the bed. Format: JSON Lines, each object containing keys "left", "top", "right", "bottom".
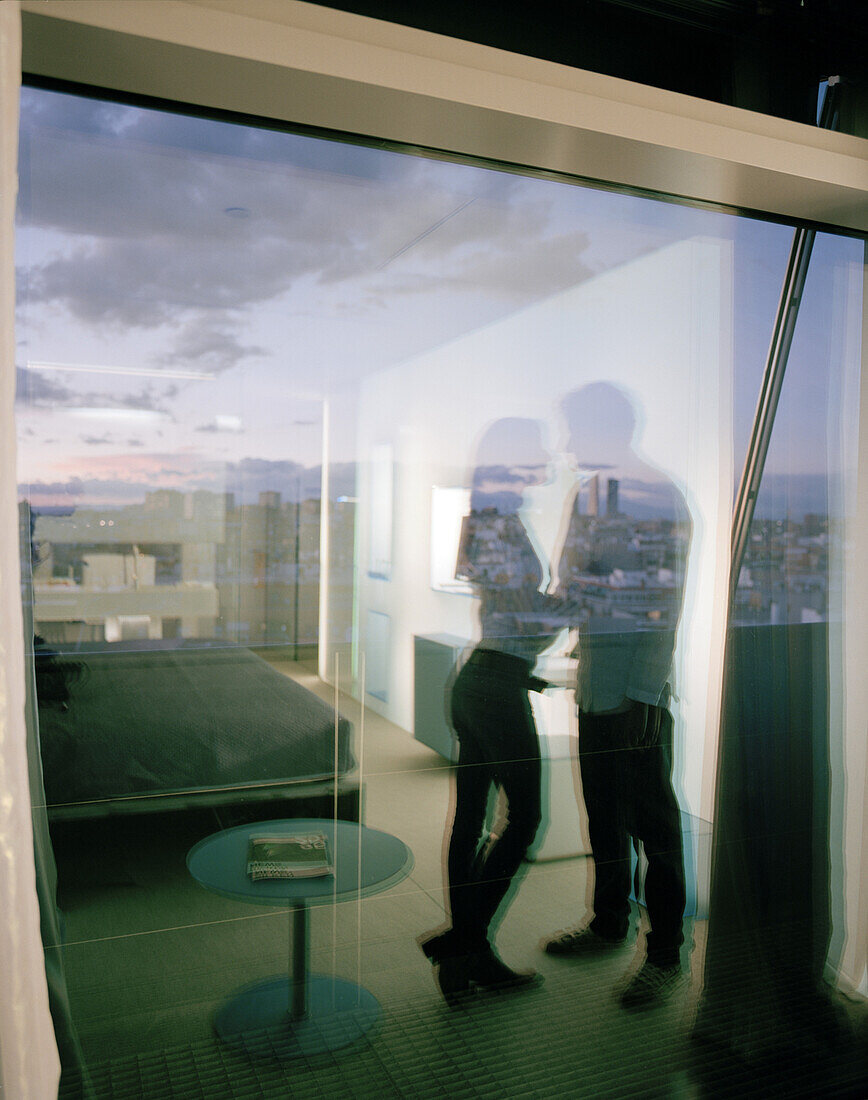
{"left": 35, "top": 640, "right": 357, "bottom": 822}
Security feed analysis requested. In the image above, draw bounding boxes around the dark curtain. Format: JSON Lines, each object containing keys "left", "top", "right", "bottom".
{"left": 693, "top": 621, "right": 862, "bottom": 1093}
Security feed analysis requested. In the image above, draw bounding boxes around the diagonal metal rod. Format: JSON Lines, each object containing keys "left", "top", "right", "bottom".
{"left": 729, "top": 79, "right": 841, "bottom": 606}
{"left": 729, "top": 226, "right": 816, "bottom": 602}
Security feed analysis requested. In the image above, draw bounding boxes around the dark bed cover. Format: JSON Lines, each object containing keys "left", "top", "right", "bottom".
{"left": 36, "top": 640, "right": 354, "bottom": 808}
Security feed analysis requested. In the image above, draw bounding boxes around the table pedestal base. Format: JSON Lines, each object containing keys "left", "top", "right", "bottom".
{"left": 215, "top": 975, "right": 381, "bottom": 1059}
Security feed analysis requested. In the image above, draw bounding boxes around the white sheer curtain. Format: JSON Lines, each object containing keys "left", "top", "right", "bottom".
{"left": 0, "top": 3, "right": 61, "bottom": 1096}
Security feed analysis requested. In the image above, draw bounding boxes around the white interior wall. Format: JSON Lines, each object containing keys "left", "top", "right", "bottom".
{"left": 351, "top": 238, "right": 732, "bottom": 820}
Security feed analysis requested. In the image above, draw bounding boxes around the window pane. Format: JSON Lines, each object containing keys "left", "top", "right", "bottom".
{"left": 15, "top": 83, "right": 865, "bottom": 1096}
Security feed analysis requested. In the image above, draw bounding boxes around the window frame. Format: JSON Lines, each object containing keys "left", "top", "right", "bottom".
{"left": 19, "top": 1, "right": 868, "bottom": 238}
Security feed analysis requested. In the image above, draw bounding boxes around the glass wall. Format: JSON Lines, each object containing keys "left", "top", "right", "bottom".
{"left": 15, "top": 83, "right": 865, "bottom": 1096}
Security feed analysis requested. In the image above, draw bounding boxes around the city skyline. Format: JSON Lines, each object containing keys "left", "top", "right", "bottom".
{"left": 20, "top": 458, "right": 835, "bottom": 523}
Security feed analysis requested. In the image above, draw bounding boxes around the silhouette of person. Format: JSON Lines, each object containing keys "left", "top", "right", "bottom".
{"left": 542, "top": 382, "right": 691, "bottom": 1009}
{"left": 420, "top": 417, "right": 564, "bottom": 1002}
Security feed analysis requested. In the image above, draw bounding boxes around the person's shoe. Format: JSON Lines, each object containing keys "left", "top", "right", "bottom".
{"left": 620, "top": 960, "right": 683, "bottom": 1010}
{"left": 542, "top": 924, "right": 630, "bottom": 956}
{"left": 418, "top": 930, "right": 454, "bottom": 965}
{"left": 433, "top": 954, "right": 474, "bottom": 1005}
{"left": 468, "top": 948, "right": 540, "bottom": 991}
{"left": 419, "top": 931, "right": 476, "bottom": 1005}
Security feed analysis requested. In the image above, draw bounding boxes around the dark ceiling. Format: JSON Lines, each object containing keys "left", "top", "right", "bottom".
{"left": 312, "top": 0, "right": 868, "bottom": 135}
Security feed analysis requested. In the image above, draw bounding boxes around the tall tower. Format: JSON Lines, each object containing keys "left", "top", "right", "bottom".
{"left": 587, "top": 473, "right": 600, "bottom": 517}
{"left": 606, "top": 478, "right": 619, "bottom": 517}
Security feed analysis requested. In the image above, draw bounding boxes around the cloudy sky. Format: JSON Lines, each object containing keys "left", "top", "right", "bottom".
{"left": 14, "top": 85, "right": 863, "bottom": 513}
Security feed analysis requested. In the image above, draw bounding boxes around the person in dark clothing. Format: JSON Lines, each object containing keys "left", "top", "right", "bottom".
{"left": 542, "top": 383, "right": 691, "bottom": 1010}
{"left": 421, "top": 417, "right": 565, "bottom": 1003}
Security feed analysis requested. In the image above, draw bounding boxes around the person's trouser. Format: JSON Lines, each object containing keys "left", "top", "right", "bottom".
{"left": 446, "top": 649, "right": 542, "bottom": 954}
{"left": 579, "top": 702, "right": 686, "bottom": 967}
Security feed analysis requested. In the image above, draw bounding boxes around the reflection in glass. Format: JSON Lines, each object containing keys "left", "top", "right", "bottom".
{"left": 13, "top": 81, "right": 867, "bottom": 1098}
{"left": 543, "top": 383, "right": 692, "bottom": 1007}
{"left": 421, "top": 418, "right": 558, "bottom": 998}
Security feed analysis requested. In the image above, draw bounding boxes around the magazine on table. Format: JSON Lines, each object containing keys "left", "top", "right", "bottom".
{"left": 247, "top": 831, "right": 334, "bottom": 880}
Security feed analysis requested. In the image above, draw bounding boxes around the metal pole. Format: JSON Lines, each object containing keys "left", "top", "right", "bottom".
{"left": 290, "top": 902, "right": 309, "bottom": 1020}
{"left": 730, "top": 226, "right": 816, "bottom": 602}
{"left": 294, "top": 476, "right": 301, "bottom": 658}
{"left": 729, "top": 78, "right": 842, "bottom": 606}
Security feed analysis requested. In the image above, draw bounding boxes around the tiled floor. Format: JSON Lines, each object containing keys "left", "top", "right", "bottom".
{"left": 51, "top": 660, "right": 865, "bottom": 1098}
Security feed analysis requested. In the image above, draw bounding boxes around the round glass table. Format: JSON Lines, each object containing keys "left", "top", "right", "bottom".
{"left": 187, "top": 818, "right": 413, "bottom": 1059}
